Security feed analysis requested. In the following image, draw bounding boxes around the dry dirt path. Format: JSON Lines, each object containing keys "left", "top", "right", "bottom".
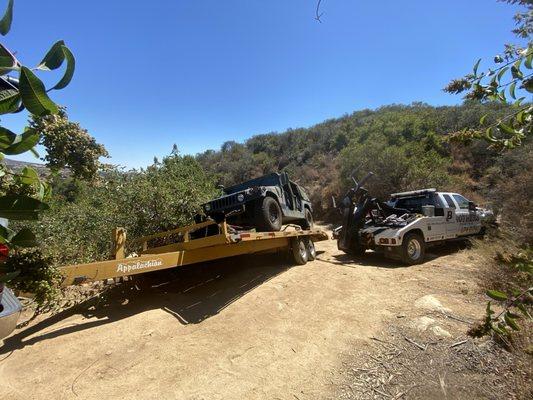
{"left": 0, "top": 229, "right": 497, "bottom": 399}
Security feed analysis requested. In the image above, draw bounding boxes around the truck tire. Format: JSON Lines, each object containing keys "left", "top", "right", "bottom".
{"left": 306, "top": 239, "right": 316, "bottom": 261}
{"left": 299, "top": 208, "right": 314, "bottom": 230}
{"left": 400, "top": 232, "right": 426, "bottom": 265}
{"left": 348, "top": 239, "right": 366, "bottom": 257}
{"left": 255, "top": 196, "right": 282, "bottom": 231}
{"left": 291, "top": 238, "right": 308, "bottom": 265}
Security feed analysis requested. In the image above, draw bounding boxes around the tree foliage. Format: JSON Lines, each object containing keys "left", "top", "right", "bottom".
{"left": 29, "top": 108, "right": 108, "bottom": 180}
{"left": 444, "top": 0, "right": 532, "bottom": 149}
{"left": 31, "top": 152, "right": 218, "bottom": 267}
{"left": 0, "top": 0, "right": 104, "bottom": 305}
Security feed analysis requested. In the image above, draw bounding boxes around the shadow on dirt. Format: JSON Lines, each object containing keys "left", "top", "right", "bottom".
{"left": 0, "top": 251, "right": 295, "bottom": 353}
{"left": 325, "top": 239, "right": 472, "bottom": 269}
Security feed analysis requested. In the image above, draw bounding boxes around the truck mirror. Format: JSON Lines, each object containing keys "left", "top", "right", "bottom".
{"left": 468, "top": 201, "right": 476, "bottom": 211}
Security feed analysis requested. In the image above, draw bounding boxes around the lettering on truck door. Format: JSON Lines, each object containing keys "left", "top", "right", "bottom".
{"left": 441, "top": 194, "right": 458, "bottom": 238}
{"left": 452, "top": 194, "right": 480, "bottom": 236}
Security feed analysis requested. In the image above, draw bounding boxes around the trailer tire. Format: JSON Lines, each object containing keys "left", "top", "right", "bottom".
{"left": 400, "top": 232, "right": 426, "bottom": 265}
{"left": 306, "top": 239, "right": 316, "bottom": 261}
{"left": 291, "top": 238, "right": 308, "bottom": 265}
{"left": 255, "top": 196, "right": 282, "bottom": 232}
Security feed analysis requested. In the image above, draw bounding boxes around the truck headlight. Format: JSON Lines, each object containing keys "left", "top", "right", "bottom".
{"left": 237, "top": 194, "right": 245, "bottom": 202}
{"left": 204, "top": 204, "right": 211, "bottom": 211}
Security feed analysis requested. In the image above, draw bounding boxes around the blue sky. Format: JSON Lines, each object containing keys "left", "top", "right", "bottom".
{"left": 1, "top": 0, "right": 520, "bottom": 168}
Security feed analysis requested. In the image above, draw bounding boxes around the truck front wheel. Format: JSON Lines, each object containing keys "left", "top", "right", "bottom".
{"left": 255, "top": 196, "right": 282, "bottom": 231}
{"left": 400, "top": 232, "right": 426, "bottom": 265}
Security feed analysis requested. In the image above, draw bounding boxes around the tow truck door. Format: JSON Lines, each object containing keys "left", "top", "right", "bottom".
{"left": 440, "top": 193, "right": 459, "bottom": 238}
{"left": 451, "top": 194, "right": 481, "bottom": 236}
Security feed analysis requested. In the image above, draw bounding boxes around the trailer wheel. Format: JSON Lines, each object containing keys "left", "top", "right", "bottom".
{"left": 291, "top": 238, "right": 308, "bottom": 265}
{"left": 401, "top": 232, "right": 426, "bottom": 265}
{"left": 255, "top": 197, "right": 282, "bottom": 231}
{"left": 306, "top": 239, "right": 316, "bottom": 261}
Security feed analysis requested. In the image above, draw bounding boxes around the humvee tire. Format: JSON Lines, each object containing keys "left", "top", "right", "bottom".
{"left": 299, "top": 208, "right": 314, "bottom": 230}
{"left": 255, "top": 196, "right": 282, "bottom": 231}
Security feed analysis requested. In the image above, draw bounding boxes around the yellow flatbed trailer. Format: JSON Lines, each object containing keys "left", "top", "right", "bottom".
{"left": 59, "top": 220, "right": 328, "bottom": 286}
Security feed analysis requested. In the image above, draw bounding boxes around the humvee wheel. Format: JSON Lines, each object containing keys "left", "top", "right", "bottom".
{"left": 299, "top": 208, "right": 314, "bottom": 230}
{"left": 255, "top": 196, "right": 282, "bottom": 231}
{"left": 291, "top": 238, "right": 309, "bottom": 265}
{"left": 401, "top": 232, "right": 426, "bottom": 265}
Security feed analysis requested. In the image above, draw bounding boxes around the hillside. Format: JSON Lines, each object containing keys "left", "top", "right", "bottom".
{"left": 196, "top": 102, "right": 519, "bottom": 216}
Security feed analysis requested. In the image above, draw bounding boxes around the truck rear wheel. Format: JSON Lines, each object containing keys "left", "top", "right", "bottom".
{"left": 255, "top": 197, "right": 282, "bottom": 231}
{"left": 401, "top": 232, "right": 425, "bottom": 265}
{"left": 291, "top": 238, "right": 308, "bottom": 265}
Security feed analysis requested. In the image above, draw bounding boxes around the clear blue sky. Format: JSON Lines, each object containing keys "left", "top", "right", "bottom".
{"left": 2, "top": 0, "right": 520, "bottom": 168}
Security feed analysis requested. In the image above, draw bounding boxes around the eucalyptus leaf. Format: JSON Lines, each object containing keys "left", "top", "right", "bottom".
{"left": 486, "top": 290, "right": 508, "bottom": 301}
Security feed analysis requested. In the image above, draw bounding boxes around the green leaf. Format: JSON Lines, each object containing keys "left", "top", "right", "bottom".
{"left": 504, "top": 312, "right": 520, "bottom": 331}
{"left": 526, "top": 52, "right": 533, "bottom": 69}
{"left": 511, "top": 60, "right": 523, "bottom": 80}
{"left": 509, "top": 82, "right": 516, "bottom": 99}
{"left": 0, "top": 221, "right": 14, "bottom": 243}
{"left": 0, "top": 270, "right": 20, "bottom": 284}
{"left": 497, "top": 66, "right": 509, "bottom": 82}
{"left": 0, "top": 125, "right": 15, "bottom": 149}
{"left": 2, "top": 128, "right": 40, "bottom": 155}
{"left": 480, "top": 114, "right": 487, "bottom": 125}
{"left": 0, "top": 43, "right": 18, "bottom": 75}
{"left": 0, "top": 87, "right": 20, "bottom": 114}
{"left": 10, "top": 227, "right": 37, "bottom": 247}
{"left": 37, "top": 40, "right": 66, "bottom": 70}
{"left": 516, "top": 303, "right": 531, "bottom": 318}
{"left": 19, "top": 166, "right": 39, "bottom": 186}
{"left": 0, "top": 194, "right": 49, "bottom": 220}
{"left": 498, "top": 123, "right": 517, "bottom": 136}
{"left": 486, "top": 290, "right": 508, "bottom": 301}
{"left": 0, "top": 0, "right": 13, "bottom": 36}
{"left": 524, "top": 79, "right": 533, "bottom": 93}
{"left": 473, "top": 58, "right": 481, "bottom": 76}
{"left": 18, "top": 66, "right": 58, "bottom": 116}
{"left": 50, "top": 45, "right": 75, "bottom": 90}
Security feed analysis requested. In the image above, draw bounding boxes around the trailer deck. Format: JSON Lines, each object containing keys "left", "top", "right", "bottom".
{"left": 59, "top": 220, "right": 328, "bottom": 286}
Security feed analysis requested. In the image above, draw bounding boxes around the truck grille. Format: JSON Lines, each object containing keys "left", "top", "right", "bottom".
{"left": 209, "top": 194, "right": 239, "bottom": 210}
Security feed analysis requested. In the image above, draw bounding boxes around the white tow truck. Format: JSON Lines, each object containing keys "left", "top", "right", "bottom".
{"left": 333, "top": 173, "right": 492, "bottom": 264}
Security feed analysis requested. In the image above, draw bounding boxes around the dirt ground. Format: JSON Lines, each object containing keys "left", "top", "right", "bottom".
{"left": 0, "top": 227, "right": 531, "bottom": 399}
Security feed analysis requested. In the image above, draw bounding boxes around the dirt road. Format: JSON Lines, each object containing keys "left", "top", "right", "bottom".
{"left": 0, "top": 229, "right": 524, "bottom": 399}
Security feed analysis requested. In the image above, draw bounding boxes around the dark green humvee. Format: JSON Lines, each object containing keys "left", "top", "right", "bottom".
{"left": 201, "top": 172, "right": 313, "bottom": 231}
